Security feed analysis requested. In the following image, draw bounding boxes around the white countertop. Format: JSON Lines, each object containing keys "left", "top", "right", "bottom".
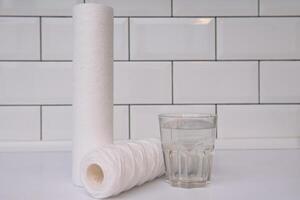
{"left": 0, "top": 149, "right": 299, "bottom": 200}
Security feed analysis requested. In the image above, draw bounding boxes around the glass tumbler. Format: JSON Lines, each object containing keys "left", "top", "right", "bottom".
{"left": 159, "top": 113, "right": 217, "bottom": 188}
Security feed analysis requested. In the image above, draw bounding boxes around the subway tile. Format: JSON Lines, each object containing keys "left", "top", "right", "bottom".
{"left": 130, "top": 18, "right": 215, "bottom": 60}
{"left": 0, "top": 17, "right": 39, "bottom": 60}
{"left": 0, "top": 106, "right": 40, "bottom": 141}
{"left": 86, "top": 0, "right": 171, "bottom": 16}
{"left": 113, "top": 105, "right": 129, "bottom": 140}
{"left": 174, "top": 61, "right": 258, "bottom": 103}
{"left": 42, "top": 106, "right": 72, "bottom": 140}
{"left": 216, "top": 138, "right": 300, "bottom": 149}
{"left": 0, "top": 62, "right": 72, "bottom": 104}
{"left": 130, "top": 105, "right": 215, "bottom": 139}
{"left": 0, "top": 0, "right": 82, "bottom": 16}
{"left": 41, "top": 18, "right": 128, "bottom": 60}
{"left": 260, "top": 61, "right": 300, "bottom": 103}
{"left": 114, "top": 62, "right": 172, "bottom": 104}
{"left": 218, "top": 105, "right": 300, "bottom": 138}
{"left": 42, "top": 106, "right": 129, "bottom": 141}
{"left": 114, "top": 18, "right": 129, "bottom": 60}
{"left": 260, "top": 0, "right": 300, "bottom": 16}
{"left": 217, "top": 18, "right": 300, "bottom": 60}
{"left": 42, "top": 18, "right": 73, "bottom": 60}
{"left": 173, "top": 0, "right": 258, "bottom": 16}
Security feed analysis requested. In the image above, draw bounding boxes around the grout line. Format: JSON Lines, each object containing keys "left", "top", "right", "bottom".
{"left": 216, "top": 148, "right": 300, "bottom": 151}
{"left": 122, "top": 59, "right": 300, "bottom": 62}
{"left": 258, "top": 61, "right": 261, "bottom": 103}
{"left": 217, "top": 136, "right": 300, "bottom": 139}
{"left": 117, "top": 59, "right": 300, "bottom": 62}
{"left": 39, "top": 17, "right": 42, "bottom": 61}
{"left": 215, "top": 104, "right": 217, "bottom": 114}
{"left": 128, "top": 105, "right": 131, "bottom": 139}
{"left": 36, "top": 60, "right": 72, "bottom": 62}
{"left": 1, "top": 103, "right": 300, "bottom": 107}
{"left": 258, "top": 0, "right": 260, "bottom": 16}
{"left": 40, "top": 106, "right": 43, "bottom": 141}
{"left": 215, "top": 104, "right": 218, "bottom": 139}
{"left": 1, "top": 15, "right": 300, "bottom": 18}
{"left": 115, "top": 103, "right": 300, "bottom": 106}
{"left": 0, "top": 60, "right": 72, "bottom": 62}
{"left": 128, "top": 17, "right": 131, "bottom": 61}
{"left": 171, "top": 61, "right": 174, "bottom": 104}
{"left": 0, "top": 15, "right": 71, "bottom": 18}
{"left": 215, "top": 17, "right": 217, "bottom": 60}
{"left": 1, "top": 59, "right": 300, "bottom": 62}
{"left": 0, "top": 104, "right": 72, "bottom": 106}
{"left": 171, "top": 0, "right": 173, "bottom": 17}
{"left": 41, "top": 104, "right": 72, "bottom": 106}
{"left": 116, "top": 60, "right": 172, "bottom": 62}
{"left": 114, "top": 15, "right": 300, "bottom": 18}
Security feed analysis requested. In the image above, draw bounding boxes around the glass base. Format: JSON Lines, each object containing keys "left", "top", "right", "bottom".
{"left": 166, "top": 179, "right": 207, "bottom": 188}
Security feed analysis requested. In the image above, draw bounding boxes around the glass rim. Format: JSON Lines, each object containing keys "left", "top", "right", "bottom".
{"left": 159, "top": 113, "right": 216, "bottom": 119}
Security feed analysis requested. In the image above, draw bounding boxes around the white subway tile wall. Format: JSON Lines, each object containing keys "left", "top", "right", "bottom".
{"left": 42, "top": 106, "right": 129, "bottom": 141}
{"left": 130, "top": 18, "right": 215, "bottom": 60}
{"left": 173, "top": 61, "right": 258, "bottom": 103}
{"left": 113, "top": 106, "right": 130, "bottom": 140}
{"left": 260, "top": 0, "right": 300, "bottom": 16}
{"left": 0, "top": 62, "right": 72, "bottom": 104}
{"left": 41, "top": 17, "right": 129, "bottom": 60}
{"left": 260, "top": 62, "right": 300, "bottom": 103}
{"left": 0, "top": 0, "right": 83, "bottom": 16}
{"left": 0, "top": 107, "right": 40, "bottom": 141}
{"left": 113, "top": 18, "right": 129, "bottom": 60}
{"left": 173, "top": 0, "right": 258, "bottom": 16}
{"left": 0, "top": 0, "right": 299, "bottom": 150}
{"left": 0, "top": 17, "right": 40, "bottom": 60}
{"left": 217, "top": 18, "right": 300, "bottom": 60}
{"left": 41, "top": 18, "right": 73, "bottom": 60}
{"left": 218, "top": 105, "right": 300, "bottom": 138}
{"left": 42, "top": 106, "right": 73, "bottom": 141}
{"left": 86, "top": 0, "right": 171, "bottom": 16}
{"left": 114, "top": 62, "right": 172, "bottom": 104}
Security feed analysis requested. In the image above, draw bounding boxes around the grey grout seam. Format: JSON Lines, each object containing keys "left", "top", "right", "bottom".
{"left": 1, "top": 103, "right": 300, "bottom": 107}
{"left": 114, "top": 103, "right": 300, "bottom": 106}
{"left": 0, "top": 104, "right": 72, "bottom": 106}
{"left": 171, "top": 61, "right": 174, "bottom": 104}
{"left": 258, "top": 61, "right": 261, "bottom": 103}
{"left": 215, "top": 104, "right": 218, "bottom": 139}
{"left": 215, "top": 17, "right": 217, "bottom": 60}
{"left": 39, "top": 17, "right": 42, "bottom": 61}
{"left": 1, "top": 15, "right": 300, "bottom": 18}
{"left": 128, "top": 17, "right": 131, "bottom": 61}
{"left": 258, "top": 0, "right": 260, "bottom": 17}
{"left": 128, "top": 105, "right": 131, "bottom": 139}
{"left": 1, "top": 59, "right": 300, "bottom": 62}
{"left": 171, "top": 0, "right": 173, "bottom": 17}
{"left": 120, "top": 15, "right": 300, "bottom": 18}
{"left": 40, "top": 105, "right": 43, "bottom": 141}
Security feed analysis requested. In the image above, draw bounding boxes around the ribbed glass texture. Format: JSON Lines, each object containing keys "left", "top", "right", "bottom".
{"left": 159, "top": 113, "right": 217, "bottom": 188}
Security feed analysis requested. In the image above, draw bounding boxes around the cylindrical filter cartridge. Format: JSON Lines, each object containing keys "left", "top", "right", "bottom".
{"left": 72, "top": 3, "right": 114, "bottom": 186}
{"left": 81, "top": 139, "right": 165, "bottom": 198}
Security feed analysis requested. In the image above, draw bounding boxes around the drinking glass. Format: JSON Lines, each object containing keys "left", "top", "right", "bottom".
{"left": 159, "top": 113, "right": 217, "bottom": 188}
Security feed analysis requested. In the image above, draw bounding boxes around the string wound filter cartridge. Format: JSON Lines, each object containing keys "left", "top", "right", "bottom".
{"left": 81, "top": 139, "right": 165, "bottom": 198}
{"left": 72, "top": 3, "right": 113, "bottom": 186}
